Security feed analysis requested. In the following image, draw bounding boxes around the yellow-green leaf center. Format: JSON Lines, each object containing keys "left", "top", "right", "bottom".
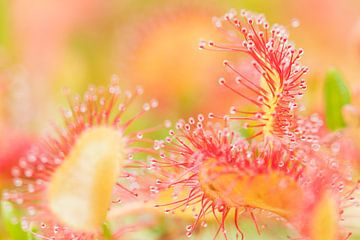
{"left": 48, "top": 127, "right": 126, "bottom": 232}
{"left": 199, "top": 159, "right": 303, "bottom": 219}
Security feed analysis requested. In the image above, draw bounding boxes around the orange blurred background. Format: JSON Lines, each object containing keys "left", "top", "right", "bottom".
{"left": 1, "top": 0, "right": 360, "bottom": 238}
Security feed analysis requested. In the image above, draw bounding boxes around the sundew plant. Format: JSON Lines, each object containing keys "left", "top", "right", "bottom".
{"left": 1, "top": 4, "right": 360, "bottom": 240}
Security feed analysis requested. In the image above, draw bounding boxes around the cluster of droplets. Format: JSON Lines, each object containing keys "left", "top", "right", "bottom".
{"left": 151, "top": 110, "right": 360, "bottom": 239}
{"left": 200, "top": 9, "right": 309, "bottom": 145}
{"left": 60, "top": 76, "right": 158, "bottom": 135}
{"left": 3, "top": 173, "right": 95, "bottom": 240}
{"left": 148, "top": 9, "right": 360, "bottom": 240}
{"left": 150, "top": 115, "right": 301, "bottom": 238}
{"left": 2, "top": 76, "right": 163, "bottom": 239}
{"left": 150, "top": 117, "right": 242, "bottom": 238}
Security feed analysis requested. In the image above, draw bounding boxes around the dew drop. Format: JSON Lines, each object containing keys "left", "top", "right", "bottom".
{"left": 218, "top": 77, "right": 226, "bottom": 86}
{"left": 291, "top": 18, "right": 300, "bottom": 28}
{"left": 135, "top": 86, "right": 144, "bottom": 95}
{"left": 24, "top": 169, "right": 33, "bottom": 178}
{"left": 64, "top": 110, "right": 72, "bottom": 118}
{"left": 111, "top": 74, "right": 120, "bottom": 83}
{"left": 186, "top": 225, "right": 192, "bottom": 231}
{"left": 338, "top": 182, "right": 344, "bottom": 192}
{"left": 311, "top": 143, "right": 320, "bottom": 152}
{"left": 188, "top": 117, "right": 195, "bottom": 125}
{"left": 150, "top": 99, "right": 159, "bottom": 108}
{"left": 53, "top": 225, "right": 60, "bottom": 234}
{"left": 40, "top": 222, "right": 47, "bottom": 229}
{"left": 164, "top": 120, "right": 172, "bottom": 128}
{"left": 143, "top": 103, "right": 151, "bottom": 111}
{"left": 201, "top": 221, "right": 208, "bottom": 228}
{"left": 136, "top": 133, "right": 143, "bottom": 139}
{"left": 331, "top": 143, "right": 340, "bottom": 154}
{"left": 28, "top": 184, "right": 35, "bottom": 193}
{"left": 197, "top": 114, "right": 204, "bottom": 122}
{"left": 199, "top": 40, "right": 206, "bottom": 49}
{"left": 28, "top": 155, "right": 36, "bottom": 163}
{"left": 21, "top": 219, "right": 29, "bottom": 230}
{"left": 14, "top": 178, "right": 23, "bottom": 187}
{"left": 11, "top": 168, "right": 20, "bottom": 177}
{"left": 28, "top": 206, "right": 36, "bottom": 216}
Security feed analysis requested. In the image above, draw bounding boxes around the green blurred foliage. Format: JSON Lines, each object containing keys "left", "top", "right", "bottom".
{"left": 102, "top": 222, "right": 112, "bottom": 240}
{"left": 0, "top": 0, "right": 11, "bottom": 49}
{"left": 324, "top": 69, "right": 351, "bottom": 130}
{"left": 1, "top": 201, "right": 36, "bottom": 240}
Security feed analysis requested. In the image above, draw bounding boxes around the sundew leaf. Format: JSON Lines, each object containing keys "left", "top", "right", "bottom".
{"left": 1, "top": 201, "right": 36, "bottom": 240}
{"left": 324, "top": 69, "right": 351, "bottom": 131}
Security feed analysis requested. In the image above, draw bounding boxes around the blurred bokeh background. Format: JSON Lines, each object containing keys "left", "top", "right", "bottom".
{"left": 1, "top": 0, "right": 360, "bottom": 239}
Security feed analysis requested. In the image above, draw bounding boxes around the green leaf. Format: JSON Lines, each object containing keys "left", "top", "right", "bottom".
{"left": 1, "top": 200, "right": 34, "bottom": 240}
{"left": 324, "top": 69, "right": 351, "bottom": 131}
{"left": 102, "top": 222, "right": 112, "bottom": 240}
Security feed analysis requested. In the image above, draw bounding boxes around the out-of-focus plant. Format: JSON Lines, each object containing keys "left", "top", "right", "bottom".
{"left": 2, "top": 79, "right": 162, "bottom": 239}
{"left": 119, "top": 4, "right": 236, "bottom": 116}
